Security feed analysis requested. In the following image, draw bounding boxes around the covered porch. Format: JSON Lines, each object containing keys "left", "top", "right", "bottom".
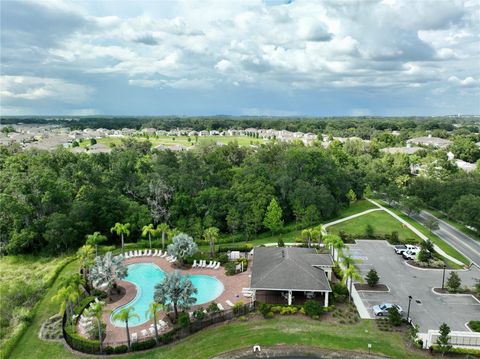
{"left": 254, "top": 289, "right": 330, "bottom": 307}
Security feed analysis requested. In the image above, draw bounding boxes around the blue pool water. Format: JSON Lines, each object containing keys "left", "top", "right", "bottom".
{"left": 110, "top": 263, "right": 224, "bottom": 327}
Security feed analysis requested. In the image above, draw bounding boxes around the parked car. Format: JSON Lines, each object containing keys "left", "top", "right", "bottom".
{"left": 402, "top": 249, "right": 419, "bottom": 260}
{"left": 372, "top": 303, "right": 404, "bottom": 316}
{"left": 394, "top": 244, "right": 419, "bottom": 255}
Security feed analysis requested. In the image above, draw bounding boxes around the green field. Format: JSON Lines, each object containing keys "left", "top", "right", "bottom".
{"left": 327, "top": 210, "right": 419, "bottom": 242}
{"left": 79, "top": 135, "right": 266, "bottom": 149}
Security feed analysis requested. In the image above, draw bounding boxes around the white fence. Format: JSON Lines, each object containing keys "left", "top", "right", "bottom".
{"left": 423, "top": 330, "right": 480, "bottom": 349}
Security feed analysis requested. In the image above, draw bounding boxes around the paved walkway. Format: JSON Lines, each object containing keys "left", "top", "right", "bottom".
{"left": 101, "top": 254, "right": 251, "bottom": 345}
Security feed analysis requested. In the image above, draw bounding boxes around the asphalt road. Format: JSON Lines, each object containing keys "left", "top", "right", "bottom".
{"left": 347, "top": 241, "right": 480, "bottom": 332}
{"left": 412, "top": 211, "right": 480, "bottom": 267}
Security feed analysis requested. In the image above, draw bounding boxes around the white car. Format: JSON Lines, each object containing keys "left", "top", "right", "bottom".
{"left": 372, "top": 303, "right": 403, "bottom": 316}
{"left": 394, "top": 244, "right": 419, "bottom": 255}
{"left": 402, "top": 249, "right": 419, "bottom": 260}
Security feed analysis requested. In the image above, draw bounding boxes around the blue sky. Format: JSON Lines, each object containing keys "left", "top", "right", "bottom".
{"left": 1, "top": 0, "right": 479, "bottom": 116}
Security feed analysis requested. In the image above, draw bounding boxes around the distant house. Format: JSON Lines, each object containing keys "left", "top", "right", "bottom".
{"left": 250, "top": 247, "right": 333, "bottom": 307}
{"left": 381, "top": 146, "right": 421, "bottom": 155}
{"left": 455, "top": 159, "right": 477, "bottom": 173}
{"left": 198, "top": 131, "right": 209, "bottom": 136}
{"left": 407, "top": 135, "right": 452, "bottom": 148}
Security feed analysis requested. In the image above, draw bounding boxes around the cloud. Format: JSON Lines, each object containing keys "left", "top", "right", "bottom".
{"left": 448, "top": 75, "right": 479, "bottom": 87}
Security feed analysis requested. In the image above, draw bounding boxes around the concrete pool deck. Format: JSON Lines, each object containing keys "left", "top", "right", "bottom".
{"left": 102, "top": 254, "right": 251, "bottom": 345}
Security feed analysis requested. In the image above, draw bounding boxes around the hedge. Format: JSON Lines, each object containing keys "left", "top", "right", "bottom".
{"left": 65, "top": 325, "right": 101, "bottom": 354}
{"left": 0, "top": 256, "right": 76, "bottom": 359}
{"left": 73, "top": 296, "right": 96, "bottom": 316}
{"left": 217, "top": 244, "right": 253, "bottom": 253}
{"left": 432, "top": 345, "right": 480, "bottom": 356}
{"left": 131, "top": 338, "right": 156, "bottom": 351}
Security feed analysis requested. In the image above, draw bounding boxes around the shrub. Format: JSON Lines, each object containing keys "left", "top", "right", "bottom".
{"left": 232, "top": 301, "right": 246, "bottom": 315}
{"left": 303, "top": 300, "right": 322, "bottom": 317}
{"left": 207, "top": 302, "right": 220, "bottom": 313}
{"left": 178, "top": 312, "right": 190, "bottom": 328}
{"left": 365, "top": 269, "right": 379, "bottom": 287}
{"left": 193, "top": 308, "right": 206, "bottom": 320}
{"left": 64, "top": 326, "right": 101, "bottom": 354}
{"left": 237, "top": 315, "right": 247, "bottom": 321}
{"left": 365, "top": 224, "right": 374, "bottom": 238}
{"left": 224, "top": 262, "right": 236, "bottom": 276}
{"left": 215, "top": 253, "right": 229, "bottom": 264}
{"left": 104, "top": 346, "right": 114, "bottom": 354}
{"left": 388, "top": 307, "right": 402, "bottom": 326}
{"left": 469, "top": 320, "right": 480, "bottom": 332}
{"left": 390, "top": 231, "right": 399, "bottom": 244}
{"left": 332, "top": 283, "right": 349, "bottom": 303}
{"left": 265, "top": 311, "right": 274, "bottom": 319}
{"left": 131, "top": 338, "right": 156, "bottom": 351}
{"left": 258, "top": 303, "right": 272, "bottom": 318}
{"left": 114, "top": 345, "right": 128, "bottom": 354}
{"left": 217, "top": 244, "right": 253, "bottom": 253}
{"left": 277, "top": 238, "right": 285, "bottom": 247}
{"left": 73, "top": 296, "right": 96, "bottom": 316}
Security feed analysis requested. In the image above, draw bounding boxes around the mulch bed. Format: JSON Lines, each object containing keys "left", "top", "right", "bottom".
{"left": 433, "top": 288, "right": 480, "bottom": 300}
{"left": 354, "top": 283, "right": 389, "bottom": 292}
{"left": 107, "top": 286, "right": 127, "bottom": 303}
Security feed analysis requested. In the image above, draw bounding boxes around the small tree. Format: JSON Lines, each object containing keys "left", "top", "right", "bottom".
{"left": 437, "top": 323, "right": 452, "bottom": 356}
{"left": 408, "top": 324, "right": 420, "bottom": 348}
{"left": 77, "top": 245, "right": 95, "bottom": 282}
{"left": 263, "top": 198, "right": 284, "bottom": 235}
{"left": 304, "top": 299, "right": 322, "bottom": 317}
{"left": 85, "top": 232, "right": 107, "bottom": 257}
{"left": 89, "top": 252, "right": 128, "bottom": 297}
{"left": 156, "top": 223, "right": 170, "bottom": 250}
{"left": 145, "top": 302, "right": 163, "bottom": 344}
{"left": 277, "top": 238, "right": 285, "bottom": 247}
{"left": 112, "top": 307, "right": 139, "bottom": 350}
{"left": 426, "top": 219, "right": 439, "bottom": 233}
{"left": 110, "top": 222, "right": 131, "bottom": 256}
{"left": 203, "top": 227, "right": 219, "bottom": 258}
{"left": 142, "top": 224, "right": 156, "bottom": 249}
{"left": 388, "top": 306, "right": 402, "bottom": 326}
{"left": 446, "top": 271, "right": 461, "bottom": 293}
{"left": 346, "top": 189, "right": 357, "bottom": 203}
{"left": 400, "top": 196, "right": 424, "bottom": 216}
{"left": 85, "top": 300, "right": 105, "bottom": 353}
{"left": 390, "top": 231, "right": 399, "bottom": 243}
{"left": 167, "top": 233, "right": 198, "bottom": 264}
{"left": 365, "top": 268, "right": 380, "bottom": 287}
{"left": 365, "top": 224, "right": 374, "bottom": 238}
{"left": 154, "top": 270, "right": 198, "bottom": 321}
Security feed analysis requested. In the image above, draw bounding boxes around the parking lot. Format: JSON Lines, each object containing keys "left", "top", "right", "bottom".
{"left": 346, "top": 240, "right": 480, "bottom": 332}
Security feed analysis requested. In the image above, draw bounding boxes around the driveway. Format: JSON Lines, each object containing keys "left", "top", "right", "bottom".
{"left": 412, "top": 211, "right": 480, "bottom": 267}
{"left": 346, "top": 240, "right": 480, "bottom": 332}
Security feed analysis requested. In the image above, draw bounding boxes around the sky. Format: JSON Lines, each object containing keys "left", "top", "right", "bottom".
{"left": 0, "top": 0, "right": 479, "bottom": 116}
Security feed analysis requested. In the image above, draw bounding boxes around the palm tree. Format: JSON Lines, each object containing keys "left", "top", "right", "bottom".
{"left": 301, "top": 228, "right": 314, "bottom": 247}
{"left": 341, "top": 264, "right": 363, "bottom": 303}
{"left": 110, "top": 223, "right": 131, "bottom": 256}
{"left": 112, "top": 306, "right": 139, "bottom": 350}
{"left": 142, "top": 224, "right": 155, "bottom": 249}
{"left": 156, "top": 223, "right": 170, "bottom": 250}
{"left": 314, "top": 225, "right": 323, "bottom": 246}
{"left": 87, "top": 300, "right": 105, "bottom": 353}
{"left": 77, "top": 245, "right": 95, "bottom": 282}
{"left": 145, "top": 302, "right": 163, "bottom": 343}
{"left": 52, "top": 284, "right": 80, "bottom": 331}
{"left": 341, "top": 253, "right": 363, "bottom": 269}
{"left": 86, "top": 232, "right": 107, "bottom": 257}
{"left": 203, "top": 227, "right": 219, "bottom": 258}
{"left": 323, "top": 234, "right": 344, "bottom": 261}
{"left": 89, "top": 252, "right": 128, "bottom": 297}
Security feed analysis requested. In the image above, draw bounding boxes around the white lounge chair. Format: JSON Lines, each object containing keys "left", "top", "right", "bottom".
{"left": 157, "top": 250, "right": 163, "bottom": 256}
{"left": 206, "top": 261, "right": 213, "bottom": 268}
{"left": 128, "top": 251, "right": 134, "bottom": 257}
{"left": 147, "top": 249, "right": 152, "bottom": 256}
{"left": 131, "top": 332, "right": 138, "bottom": 342}
{"left": 159, "top": 320, "right": 167, "bottom": 328}
{"left": 169, "top": 256, "right": 177, "bottom": 263}
{"left": 153, "top": 249, "right": 158, "bottom": 256}
{"left": 142, "top": 249, "right": 147, "bottom": 256}
{"left": 161, "top": 252, "right": 168, "bottom": 258}
{"left": 125, "top": 253, "right": 130, "bottom": 259}
{"left": 226, "top": 300, "right": 234, "bottom": 307}
{"left": 192, "top": 260, "right": 197, "bottom": 268}
{"left": 202, "top": 260, "right": 207, "bottom": 268}
{"left": 149, "top": 326, "right": 155, "bottom": 335}
{"left": 141, "top": 329, "right": 148, "bottom": 337}
{"left": 217, "top": 303, "right": 224, "bottom": 311}
{"left": 214, "top": 262, "right": 221, "bottom": 270}
{"left": 135, "top": 250, "right": 140, "bottom": 257}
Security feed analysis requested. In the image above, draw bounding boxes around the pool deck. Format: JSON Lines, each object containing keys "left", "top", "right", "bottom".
{"left": 102, "top": 254, "right": 251, "bottom": 345}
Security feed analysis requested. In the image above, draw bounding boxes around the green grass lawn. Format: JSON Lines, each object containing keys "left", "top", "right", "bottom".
{"left": 377, "top": 201, "right": 469, "bottom": 267}
{"left": 327, "top": 210, "right": 419, "bottom": 243}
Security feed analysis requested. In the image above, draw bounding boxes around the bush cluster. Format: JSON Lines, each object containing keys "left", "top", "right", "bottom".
{"left": 131, "top": 338, "right": 156, "bottom": 351}
{"left": 303, "top": 300, "right": 323, "bottom": 318}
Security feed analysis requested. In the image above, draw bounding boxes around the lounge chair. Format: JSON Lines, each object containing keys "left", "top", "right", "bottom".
{"left": 217, "top": 303, "right": 224, "bottom": 311}
{"left": 141, "top": 329, "right": 148, "bottom": 337}
{"left": 192, "top": 260, "right": 197, "bottom": 268}
{"left": 134, "top": 250, "right": 139, "bottom": 257}
{"left": 131, "top": 332, "right": 138, "bottom": 342}
{"left": 206, "top": 261, "right": 213, "bottom": 268}
{"left": 149, "top": 326, "right": 155, "bottom": 335}
{"left": 161, "top": 252, "right": 168, "bottom": 258}
{"left": 200, "top": 260, "right": 205, "bottom": 268}
{"left": 125, "top": 252, "right": 130, "bottom": 259}
{"left": 147, "top": 249, "right": 152, "bottom": 256}
{"left": 128, "top": 250, "right": 134, "bottom": 257}
{"left": 169, "top": 256, "right": 177, "bottom": 263}
{"left": 153, "top": 249, "right": 158, "bottom": 256}
{"left": 226, "top": 300, "right": 234, "bottom": 307}
{"left": 214, "top": 262, "right": 221, "bottom": 270}
{"left": 159, "top": 320, "right": 168, "bottom": 328}
{"left": 157, "top": 250, "right": 163, "bottom": 256}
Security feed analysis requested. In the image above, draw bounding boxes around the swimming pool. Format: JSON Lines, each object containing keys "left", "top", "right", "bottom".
{"left": 110, "top": 263, "right": 224, "bottom": 327}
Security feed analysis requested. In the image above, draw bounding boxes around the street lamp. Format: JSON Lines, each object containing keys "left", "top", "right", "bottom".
{"left": 441, "top": 264, "right": 446, "bottom": 290}
{"left": 407, "top": 295, "right": 413, "bottom": 323}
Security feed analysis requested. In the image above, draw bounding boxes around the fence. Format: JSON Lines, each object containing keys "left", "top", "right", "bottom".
{"left": 424, "top": 330, "right": 480, "bottom": 349}
{"left": 63, "top": 302, "right": 255, "bottom": 355}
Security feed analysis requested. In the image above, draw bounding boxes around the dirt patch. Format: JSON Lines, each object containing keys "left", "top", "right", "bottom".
{"left": 106, "top": 285, "right": 127, "bottom": 303}
{"left": 354, "top": 283, "right": 389, "bottom": 292}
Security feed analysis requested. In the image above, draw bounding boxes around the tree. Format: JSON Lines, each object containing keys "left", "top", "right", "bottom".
{"left": 147, "top": 179, "right": 173, "bottom": 225}
{"left": 85, "top": 300, "right": 105, "bottom": 353}
{"left": 52, "top": 273, "right": 85, "bottom": 331}
{"left": 437, "top": 322, "right": 452, "bottom": 356}
{"left": 446, "top": 271, "right": 461, "bottom": 293}
{"left": 417, "top": 240, "right": 434, "bottom": 262}
{"left": 110, "top": 223, "right": 130, "bottom": 256}
{"left": 142, "top": 224, "right": 155, "bottom": 249}
{"left": 145, "top": 302, "right": 163, "bottom": 344}
{"left": 112, "top": 306, "right": 140, "bottom": 350}
{"left": 154, "top": 270, "right": 198, "bottom": 321}
{"left": 341, "top": 264, "right": 363, "bottom": 303}
{"left": 388, "top": 306, "right": 402, "bottom": 326}
{"left": 365, "top": 268, "right": 380, "bottom": 287}
{"left": 450, "top": 195, "right": 480, "bottom": 232}
{"left": 323, "top": 234, "right": 344, "bottom": 261}
{"left": 89, "top": 252, "right": 127, "bottom": 297}
{"left": 408, "top": 324, "right": 420, "bottom": 347}
{"left": 425, "top": 219, "right": 439, "bottom": 233}
{"left": 77, "top": 245, "right": 95, "bottom": 282}
{"left": 400, "top": 196, "right": 424, "bottom": 216}
{"left": 263, "top": 198, "right": 284, "bottom": 235}
{"left": 203, "top": 227, "right": 219, "bottom": 258}
{"left": 364, "top": 224, "right": 374, "bottom": 238}
{"left": 383, "top": 184, "right": 400, "bottom": 206}
{"left": 167, "top": 233, "right": 198, "bottom": 264}
{"left": 86, "top": 232, "right": 107, "bottom": 257}
{"left": 346, "top": 189, "right": 357, "bottom": 203}
{"left": 156, "top": 223, "right": 170, "bottom": 250}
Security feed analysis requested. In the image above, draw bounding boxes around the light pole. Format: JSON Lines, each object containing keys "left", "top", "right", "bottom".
{"left": 407, "top": 295, "right": 412, "bottom": 323}
{"left": 441, "top": 264, "right": 446, "bottom": 290}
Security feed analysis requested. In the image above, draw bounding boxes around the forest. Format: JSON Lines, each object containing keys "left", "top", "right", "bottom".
{"left": 1, "top": 134, "right": 479, "bottom": 256}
